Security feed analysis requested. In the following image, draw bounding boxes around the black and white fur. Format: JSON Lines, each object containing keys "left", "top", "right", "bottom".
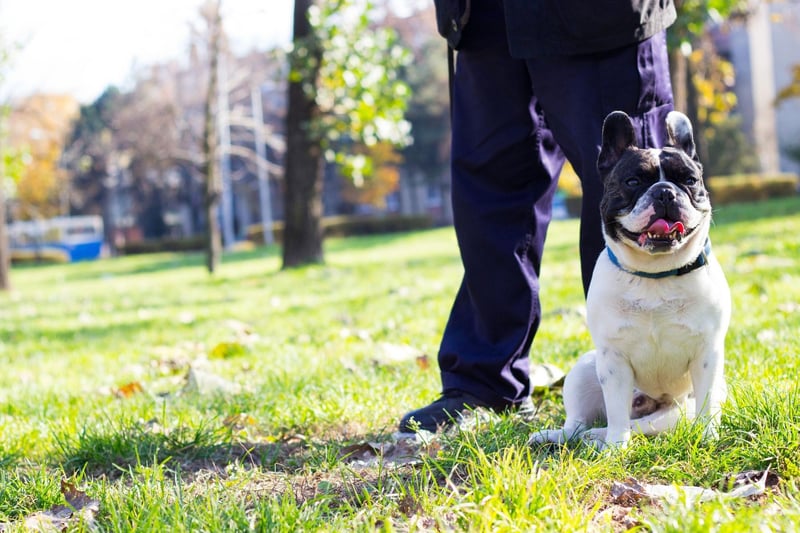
{"left": 530, "top": 111, "right": 731, "bottom": 450}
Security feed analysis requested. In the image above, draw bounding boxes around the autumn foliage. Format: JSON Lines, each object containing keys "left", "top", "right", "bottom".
{"left": 7, "top": 94, "right": 79, "bottom": 219}
{"left": 340, "top": 142, "right": 402, "bottom": 209}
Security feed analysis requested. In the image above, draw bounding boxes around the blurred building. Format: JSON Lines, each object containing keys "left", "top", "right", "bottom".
{"left": 720, "top": 1, "right": 800, "bottom": 175}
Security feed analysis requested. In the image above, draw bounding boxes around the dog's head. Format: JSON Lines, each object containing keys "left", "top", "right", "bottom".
{"left": 597, "top": 110, "right": 711, "bottom": 272}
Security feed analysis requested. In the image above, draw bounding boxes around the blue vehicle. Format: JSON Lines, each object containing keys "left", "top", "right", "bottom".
{"left": 9, "top": 216, "right": 104, "bottom": 263}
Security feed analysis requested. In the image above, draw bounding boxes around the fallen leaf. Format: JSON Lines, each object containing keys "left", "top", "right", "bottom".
{"left": 725, "top": 469, "right": 779, "bottom": 489}
{"left": 640, "top": 482, "right": 717, "bottom": 504}
{"left": 611, "top": 477, "right": 717, "bottom": 506}
{"left": 209, "top": 341, "right": 248, "bottom": 359}
{"left": 183, "top": 367, "right": 241, "bottom": 395}
{"left": 141, "top": 418, "right": 166, "bottom": 435}
{"left": 61, "top": 479, "right": 100, "bottom": 517}
{"left": 530, "top": 363, "right": 565, "bottom": 392}
{"left": 113, "top": 381, "right": 144, "bottom": 398}
{"left": 373, "top": 342, "right": 426, "bottom": 366}
{"left": 756, "top": 329, "right": 777, "bottom": 343}
{"left": 338, "top": 442, "right": 380, "bottom": 462}
{"left": 1, "top": 479, "right": 100, "bottom": 532}
{"left": 593, "top": 505, "right": 641, "bottom": 531}
{"left": 224, "top": 319, "right": 254, "bottom": 336}
{"left": 723, "top": 469, "right": 778, "bottom": 499}
{"left": 338, "top": 433, "right": 441, "bottom": 468}
{"left": 223, "top": 413, "right": 257, "bottom": 430}
{"left": 609, "top": 472, "right": 774, "bottom": 511}
{"left": 415, "top": 354, "right": 430, "bottom": 370}
{"left": 177, "top": 311, "right": 196, "bottom": 324}
{"left": 610, "top": 478, "right": 649, "bottom": 506}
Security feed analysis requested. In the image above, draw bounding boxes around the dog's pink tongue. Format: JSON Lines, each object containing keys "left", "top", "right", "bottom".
{"left": 647, "top": 219, "right": 685, "bottom": 236}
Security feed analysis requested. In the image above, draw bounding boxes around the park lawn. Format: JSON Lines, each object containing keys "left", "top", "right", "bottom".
{"left": 0, "top": 196, "right": 798, "bottom": 531}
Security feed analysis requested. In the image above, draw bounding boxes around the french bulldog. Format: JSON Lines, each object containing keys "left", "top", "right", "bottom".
{"left": 530, "top": 110, "right": 731, "bottom": 450}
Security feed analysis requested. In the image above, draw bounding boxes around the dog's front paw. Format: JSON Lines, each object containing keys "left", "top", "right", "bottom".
{"left": 528, "top": 428, "right": 580, "bottom": 446}
{"left": 579, "top": 428, "right": 608, "bottom": 450}
{"left": 528, "top": 429, "right": 569, "bottom": 446}
{"left": 580, "top": 428, "right": 631, "bottom": 451}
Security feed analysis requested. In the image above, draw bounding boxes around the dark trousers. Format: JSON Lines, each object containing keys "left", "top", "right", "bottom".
{"left": 438, "top": 7, "right": 674, "bottom": 407}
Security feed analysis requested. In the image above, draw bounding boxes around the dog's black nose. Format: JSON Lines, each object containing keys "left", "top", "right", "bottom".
{"left": 651, "top": 182, "right": 677, "bottom": 205}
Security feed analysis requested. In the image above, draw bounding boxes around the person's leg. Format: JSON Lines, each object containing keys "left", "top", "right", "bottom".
{"left": 527, "top": 32, "right": 674, "bottom": 294}
{"left": 399, "top": 4, "right": 564, "bottom": 432}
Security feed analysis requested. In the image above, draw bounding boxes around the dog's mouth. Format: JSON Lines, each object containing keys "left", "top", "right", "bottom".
{"left": 622, "top": 218, "right": 690, "bottom": 248}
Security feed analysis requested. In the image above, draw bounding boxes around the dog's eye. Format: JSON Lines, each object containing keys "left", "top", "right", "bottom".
{"left": 625, "top": 177, "right": 641, "bottom": 188}
{"left": 684, "top": 176, "right": 698, "bottom": 186}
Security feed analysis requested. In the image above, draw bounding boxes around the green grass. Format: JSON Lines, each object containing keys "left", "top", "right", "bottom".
{"left": 1, "top": 197, "right": 799, "bottom": 531}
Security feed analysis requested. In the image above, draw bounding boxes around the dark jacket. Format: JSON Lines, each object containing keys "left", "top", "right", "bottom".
{"left": 434, "top": 0, "right": 676, "bottom": 57}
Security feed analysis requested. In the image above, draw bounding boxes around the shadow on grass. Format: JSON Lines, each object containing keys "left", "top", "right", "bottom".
{"left": 56, "top": 419, "right": 317, "bottom": 480}
{"left": 57, "top": 246, "right": 284, "bottom": 282}
{"left": 7, "top": 309, "right": 231, "bottom": 349}
{"left": 52, "top": 230, "right": 433, "bottom": 283}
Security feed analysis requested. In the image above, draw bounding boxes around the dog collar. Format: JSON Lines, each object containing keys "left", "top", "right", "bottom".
{"left": 606, "top": 238, "right": 712, "bottom": 279}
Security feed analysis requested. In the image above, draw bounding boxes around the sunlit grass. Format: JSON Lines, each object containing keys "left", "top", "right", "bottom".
{"left": 0, "top": 196, "right": 798, "bottom": 530}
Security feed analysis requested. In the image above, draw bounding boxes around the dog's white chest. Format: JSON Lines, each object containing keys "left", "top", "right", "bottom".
{"left": 609, "top": 294, "right": 699, "bottom": 392}
{"left": 587, "top": 255, "right": 729, "bottom": 398}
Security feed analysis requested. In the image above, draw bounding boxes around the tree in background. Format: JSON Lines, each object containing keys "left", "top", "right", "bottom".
{"left": 62, "top": 87, "right": 124, "bottom": 248}
{"left": 689, "top": 32, "right": 758, "bottom": 176}
{"left": 62, "top": 0, "right": 284, "bottom": 261}
{"left": 283, "top": 0, "right": 411, "bottom": 268}
{"left": 668, "top": 0, "right": 752, "bottom": 174}
{"left": 776, "top": 65, "right": 800, "bottom": 167}
{"left": 0, "top": 34, "right": 23, "bottom": 291}
{"left": 201, "top": 0, "right": 223, "bottom": 273}
{"left": 7, "top": 94, "right": 79, "bottom": 219}
{"left": 0, "top": 111, "right": 13, "bottom": 291}
{"left": 339, "top": 141, "right": 402, "bottom": 210}
{"left": 394, "top": 22, "right": 450, "bottom": 219}
{"left": 669, "top": 0, "right": 747, "bottom": 112}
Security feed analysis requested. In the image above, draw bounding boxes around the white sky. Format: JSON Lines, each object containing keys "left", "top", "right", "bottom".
{"left": 0, "top": 0, "right": 295, "bottom": 103}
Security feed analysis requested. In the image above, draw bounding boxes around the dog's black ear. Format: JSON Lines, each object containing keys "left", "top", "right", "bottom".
{"left": 666, "top": 111, "right": 698, "bottom": 161}
{"left": 598, "top": 111, "right": 637, "bottom": 176}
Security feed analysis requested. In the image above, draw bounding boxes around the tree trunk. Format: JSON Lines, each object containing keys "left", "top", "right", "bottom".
{"left": 669, "top": 46, "right": 705, "bottom": 163}
{"left": 0, "top": 135, "right": 10, "bottom": 291}
{"left": 685, "top": 55, "right": 706, "bottom": 165}
{"left": 282, "top": 0, "right": 324, "bottom": 268}
{"left": 203, "top": 1, "right": 223, "bottom": 274}
{"left": 670, "top": 48, "right": 688, "bottom": 114}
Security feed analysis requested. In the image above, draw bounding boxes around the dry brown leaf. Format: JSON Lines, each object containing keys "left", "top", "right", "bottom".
{"left": 1, "top": 479, "right": 100, "bottom": 532}
{"left": 62, "top": 479, "right": 100, "bottom": 516}
{"left": 223, "top": 413, "right": 257, "bottom": 430}
{"left": 593, "top": 505, "right": 642, "bottom": 531}
{"left": 338, "top": 434, "right": 441, "bottom": 468}
{"left": 112, "top": 381, "right": 144, "bottom": 398}
{"left": 610, "top": 478, "right": 650, "bottom": 506}
{"left": 609, "top": 471, "right": 773, "bottom": 510}
{"left": 415, "top": 354, "right": 430, "bottom": 370}
{"left": 724, "top": 469, "right": 780, "bottom": 491}
{"left": 373, "top": 343, "right": 426, "bottom": 366}
{"left": 338, "top": 442, "right": 380, "bottom": 462}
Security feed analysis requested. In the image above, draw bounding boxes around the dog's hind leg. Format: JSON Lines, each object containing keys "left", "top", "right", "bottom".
{"left": 529, "top": 350, "right": 605, "bottom": 445}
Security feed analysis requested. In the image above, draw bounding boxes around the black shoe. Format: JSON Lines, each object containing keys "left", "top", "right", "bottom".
{"left": 399, "top": 391, "right": 534, "bottom": 433}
